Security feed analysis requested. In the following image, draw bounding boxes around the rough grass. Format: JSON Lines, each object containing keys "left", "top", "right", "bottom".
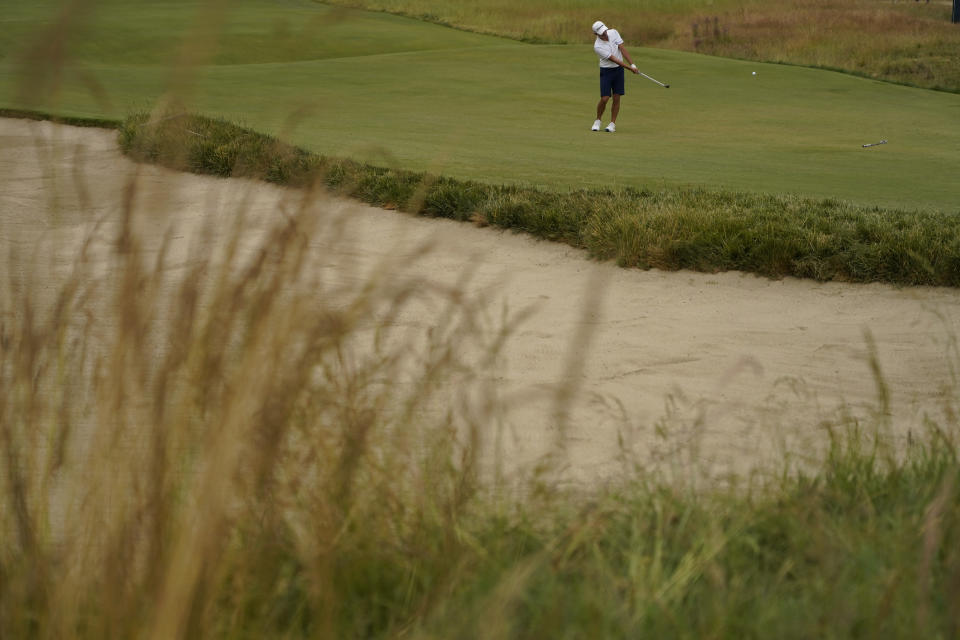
{"left": 3, "top": 140, "right": 960, "bottom": 637}
{"left": 119, "top": 111, "right": 960, "bottom": 287}
{"left": 323, "top": 0, "right": 960, "bottom": 92}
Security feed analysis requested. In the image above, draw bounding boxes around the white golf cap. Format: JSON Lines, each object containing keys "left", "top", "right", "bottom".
{"left": 592, "top": 21, "right": 607, "bottom": 35}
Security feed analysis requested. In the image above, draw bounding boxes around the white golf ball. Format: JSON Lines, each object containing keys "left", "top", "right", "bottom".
{"left": 752, "top": 71, "right": 757, "bottom": 76}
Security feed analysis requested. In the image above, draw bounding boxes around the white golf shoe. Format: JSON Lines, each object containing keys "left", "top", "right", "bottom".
{"left": 591, "top": 119, "right": 602, "bottom": 131}
{"left": 604, "top": 122, "right": 616, "bottom": 133}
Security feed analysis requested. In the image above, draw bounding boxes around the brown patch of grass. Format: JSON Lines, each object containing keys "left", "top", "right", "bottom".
{"left": 679, "top": 2, "right": 960, "bottom": 89}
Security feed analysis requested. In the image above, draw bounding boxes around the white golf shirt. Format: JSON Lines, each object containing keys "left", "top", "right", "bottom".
{"left": 594, "top": 29, "right": 624, "bottom": 68}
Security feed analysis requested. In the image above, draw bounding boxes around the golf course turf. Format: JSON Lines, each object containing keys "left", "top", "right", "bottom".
{"left": 2, "top": 0, "right": 958, "bottom": 214}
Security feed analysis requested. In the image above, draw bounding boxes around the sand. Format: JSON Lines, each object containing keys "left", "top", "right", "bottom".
{"left": 3, "top": 116, "right": 958, "bottom": 482}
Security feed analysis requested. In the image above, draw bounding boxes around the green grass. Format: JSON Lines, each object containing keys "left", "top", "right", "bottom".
{"left": 2, "top": 0, "right": 959, "bottom": 213}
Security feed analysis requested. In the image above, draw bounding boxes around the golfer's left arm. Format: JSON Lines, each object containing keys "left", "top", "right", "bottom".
{"left": 618, "top": 44, "right": 637, "bottom": 72}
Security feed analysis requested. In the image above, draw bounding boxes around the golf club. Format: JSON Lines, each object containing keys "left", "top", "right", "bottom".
{"left": 862, "top": 140, "right": 887, "bottom": 148}
{"left": 638, "top": 71, "right": 669, "bottom": 88}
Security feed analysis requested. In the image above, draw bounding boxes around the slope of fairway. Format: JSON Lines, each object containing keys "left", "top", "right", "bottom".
{"left": 2, "top": 0, "right": 958, "bottom": 212}
{"left": 0, "top": 1, "right": 502, "bottom": 66}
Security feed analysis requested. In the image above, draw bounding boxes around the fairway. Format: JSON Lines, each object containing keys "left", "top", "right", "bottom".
{"left": 2, "top": 0, "right": 958, "bottom": 211}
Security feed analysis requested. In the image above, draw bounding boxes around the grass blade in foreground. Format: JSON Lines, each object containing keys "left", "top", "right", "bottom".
{"left": 3, "top": 181, "right": 960, "bottom": 635}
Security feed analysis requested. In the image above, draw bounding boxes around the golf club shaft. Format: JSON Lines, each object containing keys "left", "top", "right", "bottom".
{"left": 638, "top": 71, "right": 668, "bottom": 88}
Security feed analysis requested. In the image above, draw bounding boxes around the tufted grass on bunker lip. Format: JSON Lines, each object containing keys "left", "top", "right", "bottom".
{"left": 119, "top": 110, "right": 960, "bottom": 288}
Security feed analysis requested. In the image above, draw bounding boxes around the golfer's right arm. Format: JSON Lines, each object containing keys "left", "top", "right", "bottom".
{"left": 618, "top": 45, "right": 639, "bottom": 73}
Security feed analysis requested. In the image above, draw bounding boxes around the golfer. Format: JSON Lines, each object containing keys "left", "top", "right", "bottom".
{"left": 590, "top": 20, "right": 639, "bottom": 133}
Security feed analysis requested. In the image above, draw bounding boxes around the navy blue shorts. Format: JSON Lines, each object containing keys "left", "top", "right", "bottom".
{"left": 600, "top": 66, "right": 625, "bottom": 96}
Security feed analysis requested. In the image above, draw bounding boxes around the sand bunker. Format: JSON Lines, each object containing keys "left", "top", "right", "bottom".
{"left": 3, "top": 117, "right": 958, "bottom": 481}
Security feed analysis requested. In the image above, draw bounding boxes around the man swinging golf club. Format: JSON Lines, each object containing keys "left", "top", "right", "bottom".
{"left": 590, "top": 20, "right": 639, "bottom": 133}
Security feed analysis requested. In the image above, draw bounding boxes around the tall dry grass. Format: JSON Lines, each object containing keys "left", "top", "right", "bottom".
{"left": 0, "top": 134, "right": 533, "bottom": 637}
{"left": 1, "top": 4, "right": 526, "bottom": 633}
{"left": 676, "top": 0, "right": 960, "bottom": 90}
